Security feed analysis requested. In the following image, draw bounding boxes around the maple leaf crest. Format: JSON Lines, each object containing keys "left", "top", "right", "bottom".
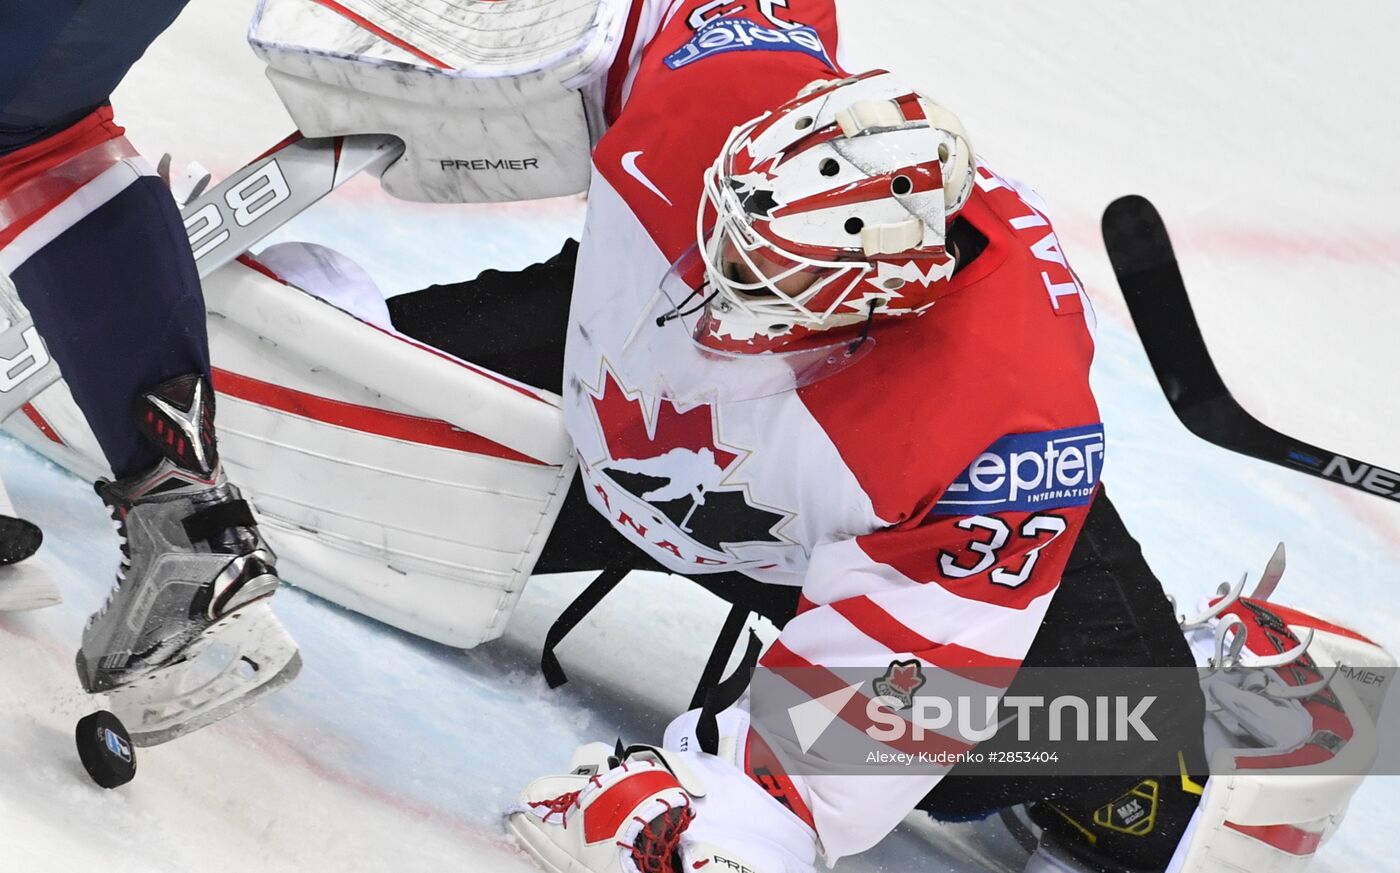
{"left": 589, "top": 369, "right": 737, "bottom": 470}
{"left": 872, "top": 659, "right": 927, "bottom": 709}
{"left": 584, "top": 366, "right": 789, "bottom": 552}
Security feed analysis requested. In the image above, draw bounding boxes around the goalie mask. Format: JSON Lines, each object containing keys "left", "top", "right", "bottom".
{"left": 697, "top": 69, "right": 975, "bottom": 353}
{"left": 619, "top": 71, "right": 975, "bottom": 402}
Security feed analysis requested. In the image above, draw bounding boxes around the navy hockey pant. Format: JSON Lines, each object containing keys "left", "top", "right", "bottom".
{"left": 1, "top": 0, "right": 192, "bottom": 135}
{"left": 1, "top": 108, "right": 211, "bottom": 478}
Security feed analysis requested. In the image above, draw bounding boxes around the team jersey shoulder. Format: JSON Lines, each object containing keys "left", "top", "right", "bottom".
{"left": 592, "top": 0, "right": 847, "bottom": 260}
{"left": 798, "top": 165, "right": 1100, "bottom": 526}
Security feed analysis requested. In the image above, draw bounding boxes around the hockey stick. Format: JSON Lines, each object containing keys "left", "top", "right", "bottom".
{"left": 181, "top": 133, "right": 401, "bottom": 276}
{"left": 0, "top": 281, "right": 61, "bottom": 423}
{"left": 0, "top": 133, "right": 403, "bottom": 424}
{"left": 1101, "top": 194, "right": 1400, "bottom": 504}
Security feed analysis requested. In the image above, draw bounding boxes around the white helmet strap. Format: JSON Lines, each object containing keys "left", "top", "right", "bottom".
{"left": 835, "top": 99, "right": 907, "bottom": 136}
{"left": 861, "top": 218, "right": 925, "bottom": 257}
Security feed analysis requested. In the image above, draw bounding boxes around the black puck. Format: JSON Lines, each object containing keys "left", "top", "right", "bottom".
{"left": 75, "top": 710, "right": 137, "bottom": 788}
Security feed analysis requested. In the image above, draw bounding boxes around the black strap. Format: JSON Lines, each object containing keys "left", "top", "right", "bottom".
{"left": 183, "top": 499, "right": 256, "bottom": 543}
{"left": 689, "top": 603, "right": 750, "bottom": 711}
{"left": 541, "top": 564, "right": 630, "bottom": 688}
{"left": 696, "top": 628, "right": 763, "bottom": 756}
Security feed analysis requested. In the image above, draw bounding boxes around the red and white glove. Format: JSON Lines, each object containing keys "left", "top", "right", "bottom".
{"left": 507, "top": 739, "right": 818, "bottom": 873}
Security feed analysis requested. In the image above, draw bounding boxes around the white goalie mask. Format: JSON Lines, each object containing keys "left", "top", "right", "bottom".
{"left": 618, "top": 70, "right": 976, "bottom": 403}
{"left": 693, "top": 69, "right": 976, "bottom": 354}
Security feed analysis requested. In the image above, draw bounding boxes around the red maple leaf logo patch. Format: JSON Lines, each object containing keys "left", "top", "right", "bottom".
{"left": 873, "top": 659, "right": 927, "bottom": 708}
{"left": 581, "top": 365, "right": 791, "bottom": 555}
{"left": 589, "top": 369, "right": 737, "bottom": 469}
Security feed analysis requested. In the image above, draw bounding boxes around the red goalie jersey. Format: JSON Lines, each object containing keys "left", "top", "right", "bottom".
{"left": 563, "top": 0, "right": 1102, "bottom": 857}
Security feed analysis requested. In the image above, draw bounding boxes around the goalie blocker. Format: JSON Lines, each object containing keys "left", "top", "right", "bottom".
{"left": 247, "top": 0, "right": 629, "bottom": 203}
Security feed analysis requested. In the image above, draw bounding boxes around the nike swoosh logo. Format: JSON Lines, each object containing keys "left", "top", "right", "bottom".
{"left": 621, "top": 150, "right": 673, "bottom": 206}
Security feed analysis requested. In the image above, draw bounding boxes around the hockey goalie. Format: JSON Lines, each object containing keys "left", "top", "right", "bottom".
{"left": 1, "top": 1, "right": 1391, "bottom": 871}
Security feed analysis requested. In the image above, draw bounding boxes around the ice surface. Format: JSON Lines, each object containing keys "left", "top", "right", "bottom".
{"left": 0, "top": 1, "right": 1396, "bottom": 870}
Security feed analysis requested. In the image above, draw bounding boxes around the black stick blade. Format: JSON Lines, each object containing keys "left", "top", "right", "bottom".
{"left": 1102, "top": 195, "right": 1234, "bottom": 434}
{"left": 1102, "top": 195, "right": 1400, "bottom": 503}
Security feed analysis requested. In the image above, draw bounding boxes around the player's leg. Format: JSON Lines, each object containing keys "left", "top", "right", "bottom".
{"left": 1, "top": 107, "right": 209, "bottom": 477}
{"left": 1023, "top": 490, "right": 1208, "bottom": 872}
{"left": 0, "top": 103, "right": 298, "bottom": 740}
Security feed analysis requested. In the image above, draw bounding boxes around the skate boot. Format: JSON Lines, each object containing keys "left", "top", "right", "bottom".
{"left": 0, "top": 511, "right": 57, "bottom": 611}
{"left": 76, "top": 374, "right": 301, "bottom": 746}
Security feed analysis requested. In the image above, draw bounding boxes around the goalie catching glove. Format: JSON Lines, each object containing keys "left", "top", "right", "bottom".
{"left": 507, "top": 738, "right": 818, "bottom": 873}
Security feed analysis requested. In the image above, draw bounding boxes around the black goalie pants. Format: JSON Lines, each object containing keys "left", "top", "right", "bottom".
{"left": 388, "top": 240, "right": 1209, "bottom": 873}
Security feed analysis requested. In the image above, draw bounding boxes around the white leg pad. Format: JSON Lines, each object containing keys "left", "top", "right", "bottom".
{"left": 5, "top": 256, "right": 577, "bottom": 649}
{"left": 1169, "top": 597, "right": 1392, "bottom": 872}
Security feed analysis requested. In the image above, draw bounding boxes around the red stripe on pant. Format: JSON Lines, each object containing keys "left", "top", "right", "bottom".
{"left": 0, "top": 107, "right": 127, "bottom": 248}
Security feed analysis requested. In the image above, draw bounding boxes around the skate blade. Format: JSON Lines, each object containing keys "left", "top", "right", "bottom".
{"left": 103, "top": 601, "right": 301, "bottom": 747}
{"left": 0, "top": 567, "right": 61, "bottom": 612}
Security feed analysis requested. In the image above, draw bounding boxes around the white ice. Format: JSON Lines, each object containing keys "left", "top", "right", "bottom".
{"left": 0, "top": 2, "right": 1396, "bottom": 871}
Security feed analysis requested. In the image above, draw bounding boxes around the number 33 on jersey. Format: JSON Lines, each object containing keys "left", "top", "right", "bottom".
{"left": 855, "top": 423, "right": 1104, "bottom": 613}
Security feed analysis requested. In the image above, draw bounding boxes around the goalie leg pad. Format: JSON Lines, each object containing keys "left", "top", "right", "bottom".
{"left": 1167, "top": 592, "right": 1392, "bottom": 872}
{"left": 201, "top": 255, "right": 576, "bottom": 648}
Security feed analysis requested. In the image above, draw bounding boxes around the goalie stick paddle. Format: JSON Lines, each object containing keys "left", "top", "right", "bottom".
{"left": 1102, "top": 194, "right": 1400, "bottom": 504}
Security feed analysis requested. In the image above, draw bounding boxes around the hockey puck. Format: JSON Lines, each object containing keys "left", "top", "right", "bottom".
{"left": 75, "top": 710, "right": 137, "bottom": 789}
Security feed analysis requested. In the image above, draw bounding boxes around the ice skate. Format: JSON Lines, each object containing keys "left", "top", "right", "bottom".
{"left": 76, "top": 374, "right": 300, "bottom": 746}
{"left": 0, "top": 471, "right": 57, "bottom": 611}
